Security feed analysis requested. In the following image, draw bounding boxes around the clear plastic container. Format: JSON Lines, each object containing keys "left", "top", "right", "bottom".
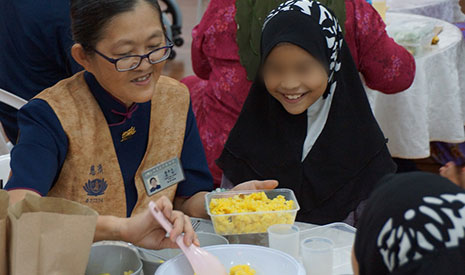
{"left": 386, "top": 20, "right": 436, "bottom": 57}
{"left": 299, "top": 222, "right": 356, "bottom": 275}
{"left": 205, "top": 189, "right": 300, "bottom": 235}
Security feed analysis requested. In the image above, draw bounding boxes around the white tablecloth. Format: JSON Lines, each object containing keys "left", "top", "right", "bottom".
{"left": 389, "top": 0, "right": 465, "bottom": 23}
{"left": 365, "top": 12, "right": 465, "bottom": 159}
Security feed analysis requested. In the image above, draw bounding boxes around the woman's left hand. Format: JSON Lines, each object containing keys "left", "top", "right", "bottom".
{"left": 120, "top": 196, "right": 199, "bottom": 250}
{"left": 232, "top": 180, "right": 278, "bottom": 191}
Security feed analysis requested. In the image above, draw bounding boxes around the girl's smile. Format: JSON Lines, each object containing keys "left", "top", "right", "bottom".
{"left": 280, "top": 91, "right": 309, "bottom": 103}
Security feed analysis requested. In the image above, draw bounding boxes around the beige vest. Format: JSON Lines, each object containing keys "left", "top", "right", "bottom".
{"left": 35, "top": 72, "right": 190, "bottom": 217}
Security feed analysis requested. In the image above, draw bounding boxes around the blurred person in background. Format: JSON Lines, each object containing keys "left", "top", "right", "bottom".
{"left": 0, "top": 0, "right": 82, "bottom": 144}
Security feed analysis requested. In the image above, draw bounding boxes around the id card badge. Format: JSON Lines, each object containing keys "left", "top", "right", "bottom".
{"left": 141, "top": 157, "right": 185, "bottom": 196}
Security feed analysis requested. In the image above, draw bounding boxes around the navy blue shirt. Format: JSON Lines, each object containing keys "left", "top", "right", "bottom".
{"left": 0, "top": 0, "right": 81, "bottom": 143}
{"left": 5, "top": 72, "right": 213, "bottom": 216}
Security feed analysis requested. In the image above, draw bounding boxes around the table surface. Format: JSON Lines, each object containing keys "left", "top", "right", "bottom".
{"left": 390, "top": 0, "right": 450, "bottom": 9}
{"left": 366, "top": 12, "right": 465, "bottom": 159}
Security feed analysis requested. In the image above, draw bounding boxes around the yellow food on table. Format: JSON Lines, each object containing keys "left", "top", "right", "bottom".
{"left": 431, "top": 35, "right": 440, "bottom": 45}
{"left": 229, "top": 264, "right": 256, "bottom": 275}
{"left": 195, "top": 265, "right": 256, "bottom": 275}
{"left": 209, "top": 192, "right": 295, "bottom": 234}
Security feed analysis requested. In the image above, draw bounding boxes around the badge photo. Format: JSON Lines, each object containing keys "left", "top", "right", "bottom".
{"left": 141, "top": 157, "right": 186, "bottom": 196}
{"left": 146, "top": 175, "right": 162, "bottom": 196}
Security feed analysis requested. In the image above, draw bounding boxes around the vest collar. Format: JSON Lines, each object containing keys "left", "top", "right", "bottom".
{"left": 84, "top": 71, "right": 142, "bottom": 127}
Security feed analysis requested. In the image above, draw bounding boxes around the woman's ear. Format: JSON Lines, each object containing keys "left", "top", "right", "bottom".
{"left": 71, "top": 44, "right": 94, "bottom": 73}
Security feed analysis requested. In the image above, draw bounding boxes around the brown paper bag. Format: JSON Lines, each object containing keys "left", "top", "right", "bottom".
{"left": 0, "top": 190, "right": 9, "bottom": 275}
{"left": 8, "top": 194, "right": 98, "bottom": 275}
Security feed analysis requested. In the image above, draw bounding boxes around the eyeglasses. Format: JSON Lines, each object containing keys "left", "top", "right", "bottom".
{"left": 92, "top": 39, "right": 174, "bottom": 72}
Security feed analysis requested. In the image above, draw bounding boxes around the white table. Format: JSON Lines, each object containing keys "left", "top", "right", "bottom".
{"left": 389, "top": 0, "right": 465, "bottom": 23}
{"left": 365, "top": 12, "right": 465, "bottom": 159}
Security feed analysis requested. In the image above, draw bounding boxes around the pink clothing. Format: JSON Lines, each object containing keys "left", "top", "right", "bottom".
{"left": 344, "top": 0, "right": 416, "bottom": 93}
{"left": 182, "top": 0, "right": 415, "bottom": 186}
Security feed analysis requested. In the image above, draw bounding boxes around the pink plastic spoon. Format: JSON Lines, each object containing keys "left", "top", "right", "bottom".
{"left": 148, "top": 201, "right": 228, "bottom": 275}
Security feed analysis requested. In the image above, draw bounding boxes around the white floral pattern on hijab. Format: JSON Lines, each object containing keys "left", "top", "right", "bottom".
{"left": 377, "top": 192, "right": 465, "bottom": 271}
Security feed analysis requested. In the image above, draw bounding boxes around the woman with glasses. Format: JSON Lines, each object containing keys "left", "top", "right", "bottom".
{"left": 2, "top": 0, "right": 231, "bottom": 249}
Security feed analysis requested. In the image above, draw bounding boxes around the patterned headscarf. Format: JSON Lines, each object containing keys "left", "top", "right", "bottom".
{"left": 261, "top": 0, "right": 343, "bottom": 159}
{"left": 263, "top": 0, "right": 343, "bottom": 99}
{"left": 355, "top": 172, "right": 465, "bottom": 275}
{"left": 235, "top": 0, "right": 346, "bottom": 80}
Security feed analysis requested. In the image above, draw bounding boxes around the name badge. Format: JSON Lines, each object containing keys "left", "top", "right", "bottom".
{"left": 141, "top": 157, "right": 185, "bottom": 196}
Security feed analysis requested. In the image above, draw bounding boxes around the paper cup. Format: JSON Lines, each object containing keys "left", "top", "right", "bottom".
{"left": 301, "top": 237, "right": 334, "bottom": 275}
{"left": 267, "top": 224, "right": 300, "bottom": 259}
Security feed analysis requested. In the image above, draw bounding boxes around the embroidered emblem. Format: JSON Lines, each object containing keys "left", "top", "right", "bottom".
{"left": 97, "top": 164, "right": 104, "bottom": 174}
{"left": 83, "top": 178, "right": 108, "bottom": 196}
{"left": 89, "top": 165, "right": 96, "bottom": 176}
{"left": 89, "top": 164, "right": 104, "bottom": 176}
{"left": 121, "top": 126, "right": 136, "bottom": 142}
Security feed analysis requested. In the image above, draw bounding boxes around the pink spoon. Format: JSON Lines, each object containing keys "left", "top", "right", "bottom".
{"left": 148, "top": 201, "right": 228, "bottom": 275}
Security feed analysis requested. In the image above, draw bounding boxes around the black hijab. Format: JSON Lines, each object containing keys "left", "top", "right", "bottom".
{"left": 355, "top": 172, "right": 465, "bottom": 275}
{"left": 217, "top": 0, "right": 396, "bottom": 224}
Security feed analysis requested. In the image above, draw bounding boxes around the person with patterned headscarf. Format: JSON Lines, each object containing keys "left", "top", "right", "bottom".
{"left": 353, "top": 172, "right": 465, "bottom": 274}
{"left": 182, "top": 0, "right": 415, "bottom": 187}
{"left": 217, "top": 0, "right": 396, "bottom": 225}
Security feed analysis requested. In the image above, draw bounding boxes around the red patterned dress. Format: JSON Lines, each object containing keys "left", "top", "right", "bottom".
{"left": 182, "top": 0, "right": 415, "bottom": 186}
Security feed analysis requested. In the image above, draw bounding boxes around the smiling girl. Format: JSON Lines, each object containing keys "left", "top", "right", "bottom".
{"left": 218, "top": 0, "right": 397, "bottom": 225}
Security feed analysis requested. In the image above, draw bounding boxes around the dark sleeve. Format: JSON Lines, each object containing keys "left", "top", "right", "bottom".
{"left": 176, "top": 103, "right": 214, "bottom": 196}
{"left": 4, "top": 99, "right": 68, "bottom": 195}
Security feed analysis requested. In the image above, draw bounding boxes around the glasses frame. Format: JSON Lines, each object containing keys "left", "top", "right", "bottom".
{"left": 92, "top": 38, "right": 174, "bottom": 72}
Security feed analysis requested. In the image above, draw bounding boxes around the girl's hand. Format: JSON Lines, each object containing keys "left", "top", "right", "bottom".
{"left": 232, "top": 180, "right": 278, "bottom": 191}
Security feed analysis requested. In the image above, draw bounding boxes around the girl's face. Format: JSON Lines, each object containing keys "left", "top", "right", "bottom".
{"left": 262, "top": 43, "right": 328, "bottom": 115}
{"left": 80, "top": 0, "right": 165, "bottom": 106}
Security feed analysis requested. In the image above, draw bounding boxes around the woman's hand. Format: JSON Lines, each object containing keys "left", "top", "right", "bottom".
{"left": 120, "top": 196, "right": 199, "bottom": 250}
{"left": 232, "top": 180, "right": 278, "bottom": 191}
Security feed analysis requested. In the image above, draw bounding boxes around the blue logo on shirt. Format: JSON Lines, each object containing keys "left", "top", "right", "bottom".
{"left": 83, "top": 178, "right": 108, "bottom": 196}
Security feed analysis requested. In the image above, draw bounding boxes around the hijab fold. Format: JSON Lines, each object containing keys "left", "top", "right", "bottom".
{"left": 217, "top": 0, "right": 396, "bottom": 224}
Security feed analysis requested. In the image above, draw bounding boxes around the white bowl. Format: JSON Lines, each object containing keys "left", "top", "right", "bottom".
{"left": 155, "top": 244, "right": 306, "bottom": 275}
{"left": 138, "top": 232, "right": 229, "bottom": 274}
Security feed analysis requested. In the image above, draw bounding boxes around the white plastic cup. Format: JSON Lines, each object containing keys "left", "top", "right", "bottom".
{"left": 301, "top": 237, "right": 334, "bottom": 275}
{"left": 267, "top": 224, "right": 300, "bottom": 259}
